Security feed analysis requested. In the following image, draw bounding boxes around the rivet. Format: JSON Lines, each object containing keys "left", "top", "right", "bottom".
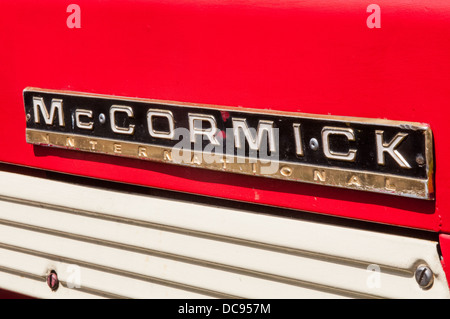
{"left": 99, "top": 113, "right": 106, "bottom": 124}
{"left": 416, "top": 154, "right": 425, "bottom": 166}
{"left": 309, "top": 138, "right": 319, "bottom": 151}
{"left": 46, "top": 270, "right": 59, "bottom": 291}
{"left": 280, "top": 166, "right": 292, "bottom": 177}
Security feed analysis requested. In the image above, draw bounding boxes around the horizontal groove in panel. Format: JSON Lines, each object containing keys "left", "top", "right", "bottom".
{"left": 0, "top": 199, "right": 414, "bottom": 273}
{"left": 0, "top": 245, "right": 349, "bottom": 299}
{"left": 0, "top": 209, "right": 447, "bottom": 299}
{"left": 0, "top": 241, "right": 237, "bottom": 299}
{"left": 0, "top": 200, "right": 430, "bottom": 297}
{"left": 0, "top": 170, "right": 448, "bottom": 299}
{"left": 0, "top": 269, "right": 105, "bottom": 299}
{"left": 0, "top": 170, "right": 439, "bottom": 271}
{"left": 0, "top": 196, "right": 424, "bottom": 278}
{"left": 0, "top": 223, "right": 366, "bottom": 299}
{"left": 0, "top": 247, "right": 214, "bottom": 299}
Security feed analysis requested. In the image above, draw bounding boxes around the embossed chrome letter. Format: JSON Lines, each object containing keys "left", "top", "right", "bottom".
{"left": 75, "top": 109, "right": 93, "bottom": 130}
{"left": 233, "top": 119, "right": 276, "bottom": 152}
{"left": 293, "top": 123, "right": 304, "bottom": 156}
{"left": 322, "top": 127, "right": 356, "bottom": 161}
{"left": 189, "top": 114, "right": 220, "bottom": 146}
{"left": 376, "top": 130, "right": 411, "bottom": 168}
{"left": 147, "top": 109, "right": 175, "bottom": 140}
{"left": 110, "top": 105, "right": 135, "bottom": 135}
{"left": 33, "top": 97, "right": 65, "bottom": 126}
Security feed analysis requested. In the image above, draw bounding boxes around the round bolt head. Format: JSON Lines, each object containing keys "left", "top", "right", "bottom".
{"left": 415, "top": 265, "right": 434, "bottom": 289}
{"left": 416, "top": 154, "right": 425, "bottom": 166}
{"left": 99, "top": 113, "right": 106, "bottom": 124}
{"left": 309, "top": 138, "right": 319, "bottom": 151}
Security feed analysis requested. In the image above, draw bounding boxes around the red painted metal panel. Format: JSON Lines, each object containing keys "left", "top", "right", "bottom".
{"left": 0, "top": 288, "right": 33, "bottom": 299}
{"left": 439, "top": 234, "right": 450, "bottom": 287}
{"left": 0, "top": 0, "right": 450, "bottom": 231}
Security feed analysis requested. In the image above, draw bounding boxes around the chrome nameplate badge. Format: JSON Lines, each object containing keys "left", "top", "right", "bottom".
{"left": 23, "top": 88, "right": 434, "bottom": 200}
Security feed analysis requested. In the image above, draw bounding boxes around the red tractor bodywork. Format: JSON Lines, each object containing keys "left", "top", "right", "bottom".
{"left": 1, "top": 0, "right": 450, "bottom": 297}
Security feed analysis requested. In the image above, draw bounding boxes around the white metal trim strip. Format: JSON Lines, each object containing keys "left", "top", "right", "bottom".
{"left": 0, "top": 170, "right": 447, "bottom": 298}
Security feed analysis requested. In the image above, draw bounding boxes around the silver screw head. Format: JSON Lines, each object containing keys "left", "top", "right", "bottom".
{"left": 99, "top": 113, "right": 106, "bottom": 124}
{"left": 309, "top": 138, "right": 319, "bottom": 151}
{"left": 415, "top": 265, "right": 434, "bottom": 289}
